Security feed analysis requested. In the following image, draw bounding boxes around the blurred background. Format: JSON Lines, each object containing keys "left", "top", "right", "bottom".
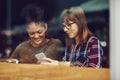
{"left": 0, "top": 0, "right": 109, "bottom": 68}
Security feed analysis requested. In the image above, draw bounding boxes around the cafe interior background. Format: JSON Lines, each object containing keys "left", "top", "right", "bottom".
{"left": 0, "top": 0, "right": 109, "bottom": 68}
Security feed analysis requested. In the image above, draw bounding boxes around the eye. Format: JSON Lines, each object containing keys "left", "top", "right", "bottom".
{"left": 37, "top": 30, "right": 42, "bottom": 34}
{"left": 29, "top": 32, "right": 35, "bottom": 35}
{"left": 62, "top": 24, "right": 66, "bottom": 29}
{"left": 67, "top": 23, "right": 71, "bottom": 26}
{"left": 67, "top": 22, "right": 74, "bottom": 27}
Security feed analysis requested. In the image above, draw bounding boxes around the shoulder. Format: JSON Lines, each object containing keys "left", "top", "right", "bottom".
{"left": 48, "top": 38, "right": 62, "bottom": 44}
{"left": 88, "top": 36, "right": 100, "bottom": 44}
{"left": 86, "top": 36, "right": 101, "bottom": 48}
{"left": 16, "top": 40, "right": 30, "bottom": 48}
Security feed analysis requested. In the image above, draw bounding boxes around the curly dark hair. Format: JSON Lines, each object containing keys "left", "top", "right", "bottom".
{"left": 21, "top": 4, "right": 44, "bottom": 23}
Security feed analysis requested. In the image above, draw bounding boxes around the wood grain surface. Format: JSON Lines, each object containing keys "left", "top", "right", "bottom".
{"left": 0, "top": 62, "right": 110, "bottom": 80}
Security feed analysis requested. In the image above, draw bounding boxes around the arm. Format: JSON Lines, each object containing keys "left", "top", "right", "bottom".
{"left": 87, "top": 38, "right": 103, "bottom": 68}
{"left": 44, "top": 39, "right": 63, "bottom": 61}
{"left": 9, "top": 44, "right": 21, "bottom": 59}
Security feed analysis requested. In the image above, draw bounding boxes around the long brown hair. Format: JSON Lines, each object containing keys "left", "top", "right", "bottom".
{"left": 60, "top": 7, "right": 94, "bottom": 46}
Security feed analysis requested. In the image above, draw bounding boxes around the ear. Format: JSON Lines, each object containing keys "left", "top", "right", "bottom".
{"left": 44, "top": 23, "right": 48, "bottom": 31}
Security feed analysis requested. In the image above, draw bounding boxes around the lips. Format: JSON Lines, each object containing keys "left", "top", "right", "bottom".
{"left": 66, "top": 33, "right": 71, "bottom": 36}
{"left": 33, "top": 38, "right": 42, "bottom": 44}
{"left": 34, "top": 39, "right": 41, "bottom": 42}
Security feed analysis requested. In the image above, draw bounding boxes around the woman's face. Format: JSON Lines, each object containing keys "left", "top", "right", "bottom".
{"left": 27, "top": 22, "right": 47, "bottom": 47}
{"left": 62, "top": 21, "right": 79, "bottom": 38}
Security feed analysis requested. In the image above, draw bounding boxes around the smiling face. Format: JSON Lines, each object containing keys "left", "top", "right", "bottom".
{"left": 27, "top": 22, "right": 47, "bottom": 47}
{"left": 62, "top": 21, "right": 79, "bottom": 39}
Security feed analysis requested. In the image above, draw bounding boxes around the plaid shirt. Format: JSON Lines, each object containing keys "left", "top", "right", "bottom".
{"left": 63, "top": 36, "right": 103, "bottom": 68}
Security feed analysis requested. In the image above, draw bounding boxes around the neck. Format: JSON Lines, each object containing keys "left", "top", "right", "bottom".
{"left": 75, "top": 36, "right": 80, "bottom": 46}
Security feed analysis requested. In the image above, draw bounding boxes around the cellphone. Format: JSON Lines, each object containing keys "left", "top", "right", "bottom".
{"left": 35, "top": 52, "right": 46, "bottom": 60}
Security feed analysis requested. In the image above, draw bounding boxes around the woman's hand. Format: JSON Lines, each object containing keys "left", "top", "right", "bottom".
{"left": 37, "top": 57, "right": 57, "bottom": 64}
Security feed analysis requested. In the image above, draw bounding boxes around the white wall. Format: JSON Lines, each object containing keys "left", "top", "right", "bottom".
{"left": 110, "top": 0, "right": 120, "bottom": 80}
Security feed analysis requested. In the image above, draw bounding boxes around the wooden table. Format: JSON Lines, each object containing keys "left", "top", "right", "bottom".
{"left": 0, "top": 62, "right": 110, "bottom": 80}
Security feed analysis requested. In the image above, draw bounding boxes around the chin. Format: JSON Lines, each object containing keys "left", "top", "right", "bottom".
{"left": 67, "top": 34, "right": 74, "bottom": 38}
{"left": 68, "top": 35, "right": 75, "bottom": 38}
{"left": 33, "top": 40, "right": 42, "bottom": 45}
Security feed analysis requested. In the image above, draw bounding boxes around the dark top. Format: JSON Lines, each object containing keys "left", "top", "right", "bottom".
{"left": 10, "top": 38, "right": 63, "bottom": 63}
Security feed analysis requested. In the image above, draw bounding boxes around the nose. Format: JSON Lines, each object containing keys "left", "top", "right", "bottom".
{"left": 63, "top": 27, "right": 68, "bottom": 33}
{"left": 34, "top": 33, "right": 40, "bottom": 38}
